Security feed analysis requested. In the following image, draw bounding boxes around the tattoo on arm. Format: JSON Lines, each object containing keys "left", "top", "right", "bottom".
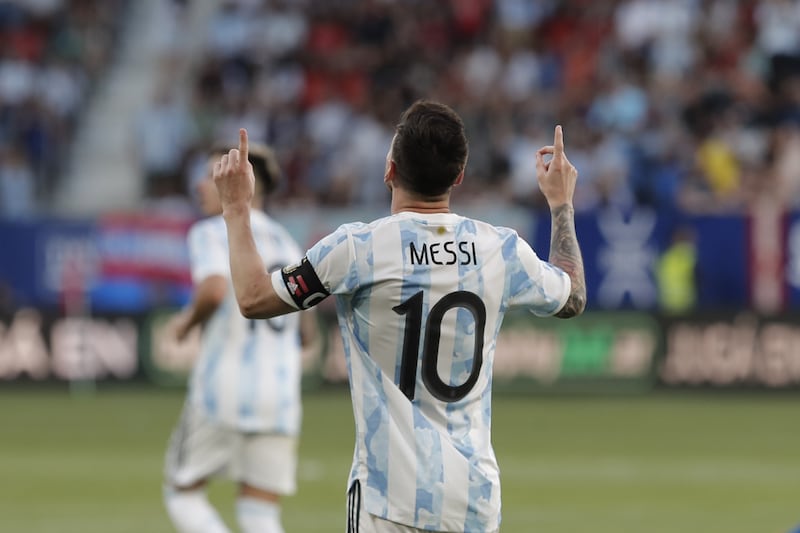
{"left": 549, "top": 204, "right": 586, "bottom": 318}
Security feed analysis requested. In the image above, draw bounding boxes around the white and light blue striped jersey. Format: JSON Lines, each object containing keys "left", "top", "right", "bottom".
{"left": 271, "top": 211, "right": 570, "bottom": 532}
{"left": 187, "top": 210, "right": 304, "bottom": 435}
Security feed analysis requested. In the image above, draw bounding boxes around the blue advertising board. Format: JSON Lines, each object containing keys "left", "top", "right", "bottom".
{"left": 784, "top": 212, "right": 800, "bottom": 308}
{"left": 533, "top": 206, "right": 673, "bottom": 310}
{"left": 531, "top": 207, "right": 752, "bottom": 311}
{"left": 0, "top": 206, "right": 797, "bottom": 313}
{"left": 0, "top": 216, "right": 191, "bottom": 312}
{"left": 692, "top": 214, "right": 748, "bottom": 309}
{"left": 0, "top": 219, "right": 95, "bottom": 308}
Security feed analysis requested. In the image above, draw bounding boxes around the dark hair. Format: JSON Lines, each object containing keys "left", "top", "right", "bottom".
{"left": 209, "top": 142, "right": 283, "bottom": 195}
{"left": 391, "top": 100, "right": 468, "bottom": 197}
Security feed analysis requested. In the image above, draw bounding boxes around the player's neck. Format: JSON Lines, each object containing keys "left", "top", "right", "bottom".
{"left": 390, "top": 189, "right": 451, "bottom": 214}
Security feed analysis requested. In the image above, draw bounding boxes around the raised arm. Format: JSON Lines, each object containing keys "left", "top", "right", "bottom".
{"left": 213, "top": 128, "right": 296, "bottom": 319}
{"left": 535, "top": 126, "right": 586, "bottom": 318}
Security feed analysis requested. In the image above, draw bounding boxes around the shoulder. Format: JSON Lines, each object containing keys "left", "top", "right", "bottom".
{"left": 493, "top": 224, "right": 522, "bottom": 242}
{"left": 318, "top": 219, "right": 374, "bottom": 243}
{"left": 306, "top": 219, "right": 379, "bottom": 266}
{"left": 187, "top": 216, "right": 224, "bottom": 240}
{"left": 337, "top": 219, "right": 377, "bottom": 234}
{"left": 463, "top": 218, "right": 534, "bottom": 261}
{"left": 256, "top": 211, "right": 303, "bottom": 250}
{"left": 332, "top": 216, "right": 403, "bottom": 245}
{"left": 251, "top": 210, "right": 284, "bottom": 237}
{"left": 458, "top": 215, "right": 521, "bottom": 241}
{"left": 253, "top": 210, "right": 291, "bottom": 231}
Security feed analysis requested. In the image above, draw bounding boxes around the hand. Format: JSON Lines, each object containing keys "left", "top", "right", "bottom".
{"left": 167, "top": 309, "right": 193, "bottom": 343}
{"left": 535, "top": 125, "right": 578, "bottom": 209}
{"left": 214, "top": 128, "right": 255, "bottom": 216}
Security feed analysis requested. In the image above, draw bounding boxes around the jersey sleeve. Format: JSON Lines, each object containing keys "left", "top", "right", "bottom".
{"left": 506, "top": 236, "right": 571, "bottom": 317}
{"left": 269, "top": 224, "right": 355, "bottom": 310}
{"left": 187, "top": 222, "right": 229, "bottom": 284}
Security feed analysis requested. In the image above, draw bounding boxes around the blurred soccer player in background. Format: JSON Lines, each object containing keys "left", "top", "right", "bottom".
{"left": 213, "top": 100, "right": 586, "bottom": 532}
{"left": 162, "top": 143, "right": 319, "bottom": 533}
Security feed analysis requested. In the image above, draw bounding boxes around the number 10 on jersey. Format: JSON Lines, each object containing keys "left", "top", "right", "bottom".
{"left": 392, "top": 290, "right": 486, "bottom": 403}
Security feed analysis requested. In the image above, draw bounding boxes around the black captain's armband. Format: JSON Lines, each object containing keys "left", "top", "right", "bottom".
{"left": 281, "top": 257, "right": 329, "bottom": 309}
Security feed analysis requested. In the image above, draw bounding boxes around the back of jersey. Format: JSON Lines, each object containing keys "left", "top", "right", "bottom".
{"left": 187, "top": 211, "right": 304, "bottom": 435}
{"left": 305, "top": 211, "right": 569, "bottom": 532}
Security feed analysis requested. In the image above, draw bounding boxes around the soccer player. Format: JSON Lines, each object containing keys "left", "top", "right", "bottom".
{"left": 214, "top": 100, "right": 586, "bottom": 532}
{"left": 162, "top": 142, "right": 319, "bottom": 533}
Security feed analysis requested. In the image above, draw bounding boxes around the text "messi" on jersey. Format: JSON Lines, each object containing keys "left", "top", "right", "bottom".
{"left": 409, "top": 241, "right": 477, "bottom": 266}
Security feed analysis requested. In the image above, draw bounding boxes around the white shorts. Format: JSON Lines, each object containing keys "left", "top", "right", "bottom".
{"left": 345, "top": 481, "right": 500, "bottom": 533}
{"left": 164, "top": 402, "right": 297, "bottom": 495}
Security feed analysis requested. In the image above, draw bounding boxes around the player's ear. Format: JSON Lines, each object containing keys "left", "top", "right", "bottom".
{"left": 453, "top": 169, "right": 465, "bottom": 187}
{"left": 384, "top": 160, "right": 397, "bottom": 185}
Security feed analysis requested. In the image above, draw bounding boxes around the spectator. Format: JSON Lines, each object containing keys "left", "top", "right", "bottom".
{"left": 134, "top": 79, "right": 192, "bottom": 198}
{"left": 145, "top": 0, "right": 800, "bottom": 216}
{"left": 0, "top": 0, "right": 128, "bottom": 215}
{"left": 0, "top": 144, "right": 35, "bottom": 217}
{"left": 656, "top": 225, "right": 698, "bottom": 314}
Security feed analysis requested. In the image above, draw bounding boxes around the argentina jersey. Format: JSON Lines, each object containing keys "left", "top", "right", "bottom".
{"left": 187, "top": 211, "right": 304, "bottom": 435}
{"left": 271, "top": 211, "right": 570, "bottom": 532}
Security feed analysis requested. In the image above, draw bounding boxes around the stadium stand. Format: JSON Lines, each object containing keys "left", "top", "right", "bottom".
{"left": 0, "top": 0, "right": 130, "bottom": 216}
{"left": 5, "top": 0, "right": 800, "bottom": 216}
{"left": 55, "top": 0, "right": 218, "bottom": 216}
{"left": 177, "top": 0, "right": 800, "bottom": 214}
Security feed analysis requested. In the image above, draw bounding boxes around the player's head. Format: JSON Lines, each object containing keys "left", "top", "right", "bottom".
{"left": 386, "top": 100, "right": 468, "bottom": 199}
{"left": 195, "top": 141, "right": 283, "bottom": 216}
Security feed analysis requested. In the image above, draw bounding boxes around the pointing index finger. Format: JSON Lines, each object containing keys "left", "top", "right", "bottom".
{"left": 239, "top": 128, "right": 249, "bottom": 167}
{"left": 554, "top": 125, "right": 564, "bottom": 155}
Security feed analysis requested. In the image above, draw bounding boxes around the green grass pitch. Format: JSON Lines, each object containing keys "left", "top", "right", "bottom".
{"left": 0, "top": 386, "right": 797, "bottom": 533}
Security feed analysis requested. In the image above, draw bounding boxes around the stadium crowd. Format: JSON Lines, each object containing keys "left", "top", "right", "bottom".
{"left": 0, "top": 0, "right": 129, "bottom": 217}
{"left": 163, "top": 0, "right": 800, "bottom": 214}
{"left": 5, "top": 0, "right": 800, "bottom": 216}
